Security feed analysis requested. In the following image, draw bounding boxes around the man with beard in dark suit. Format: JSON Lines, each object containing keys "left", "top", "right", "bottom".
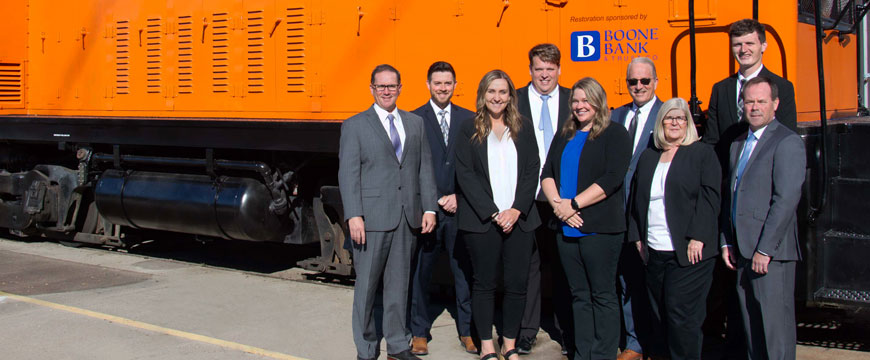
{"left": 408, "top": 61, "right": 477, "bottom": 356}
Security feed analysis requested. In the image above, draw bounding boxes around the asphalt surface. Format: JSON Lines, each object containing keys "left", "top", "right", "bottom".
{"left": 0, "top": 237, "right": 868, "bottom": 359}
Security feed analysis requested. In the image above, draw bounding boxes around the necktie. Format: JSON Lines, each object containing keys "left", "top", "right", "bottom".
{"left": 540, "top": 95, "right": 554, "bottom": 152}
{"left": 732, "top": 132, "right": 757, "bottom": 221}
{"left": 388, "top": 114, "right": 402, "bottom": 160}
{"left": 737, "top": 78, "right": 747, "bottom": 120}
{"left": 438, "top": 109, "right": 449, "bottom": 146}
{"left": 628, "top": 107, "right": 640, "bottom": 152}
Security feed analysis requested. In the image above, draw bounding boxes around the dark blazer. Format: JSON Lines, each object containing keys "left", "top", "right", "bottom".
{"left": 517, "top": 84, "right": 571, "bottom": 201}
{"left": 628, "top": 142, "right": 721, "bottom": 266}
{"left": 610, "top": 98, "right": 664, "bottom": 205}
{"left": 455, "top": 116, "right": 542, "bottom": 233}
{"left": 720, "top": 119, "right": 805, "bottom": 261}
{"left": 704, "top": 67, "right": 797, "bottom": 160}
{"left": 540, "top": 121, "right": 632, "bottom": 234}
{"left": 413, "top": 102, "right": 475, "bottom": 200}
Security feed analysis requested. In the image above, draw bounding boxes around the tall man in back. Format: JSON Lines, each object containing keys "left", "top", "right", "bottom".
{"left": 721, "top": 76, "right": 805, "bottom": 360}
{"left": 339, "top": 64, "right": 438, "bottom": 360}
{"left": 516, "top": 43, "right": 574, "bottom": 356}
{"left": 609, "top": 57, "right": 662, "bottom": 360}
{"left": 705, "top": 18, "right": 797, "bottom": 157}
{"left": 408, "top": 61, "right": 477, "bottom": 356}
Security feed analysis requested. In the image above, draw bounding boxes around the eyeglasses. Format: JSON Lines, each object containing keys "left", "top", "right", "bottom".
{"left": 372, "top": 84, "right": 400, "bottom": 92}
{"left": 627, "top": 78, "right": 652, "bottom": 86}
{"left": 663, "top": 116, "right": 688, "bottom": 123}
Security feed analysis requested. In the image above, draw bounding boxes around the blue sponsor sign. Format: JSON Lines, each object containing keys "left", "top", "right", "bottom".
{"left": 571, "top": 31, "right": 600, "bottom": 62}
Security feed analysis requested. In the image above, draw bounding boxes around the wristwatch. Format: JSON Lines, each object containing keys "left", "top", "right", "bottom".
{"left": 571, "top": 198, "right": 581, "bottom": 211}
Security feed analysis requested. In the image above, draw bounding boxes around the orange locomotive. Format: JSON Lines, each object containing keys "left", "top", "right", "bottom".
{"left": 0, "top": 0, "right": 867, "bottom": 306}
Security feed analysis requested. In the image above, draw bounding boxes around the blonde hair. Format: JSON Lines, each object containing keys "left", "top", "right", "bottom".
{"left": 472, "top": 70, "right": 522, "bottom": 143}
{"left": 562, "top": 77, "right": 610, "bottom": 140}
{"left": 653, "top": 97, "right": 700, "bottom": 149}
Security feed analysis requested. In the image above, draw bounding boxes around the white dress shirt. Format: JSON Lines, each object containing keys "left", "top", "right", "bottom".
{"left": 623, "top": 98, "right": 657, "bottom": 154}
{"left": 487, "top": 129, "right": 518, "bottom": 212}
{"left": 373, "top": 104, "right": 405, "bottom": 147}
{"left": 647, "top": 161, "right": 674, "bottom": 251}
{"left": 527, "top": 85, "right": 559, "bottom": 194}
{"left": 736, "top": 65, "right": 764, "bottom": 104}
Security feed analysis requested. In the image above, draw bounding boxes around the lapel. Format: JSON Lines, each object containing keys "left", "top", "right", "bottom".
{"left": 725, "top": 74, "right": 739, "bottom": 124}
{"left": 612, "top": 104, "right": 629, "bottom": 126}
{"left": 446, "top": 104, "right": 466, "bottom": 155}
{"left": 557, "top": 86, "right": 571, "bottom": 129}
{"left": 730, "top": 131, "right": 745, "bottom": 188}
{"left": 475, "top": 134, "right": 491, "bottom": 184}
{"left": 636, "top": 98, "right": 662, "bottom": 152}
{"left": 517, "top": 85, "right": 532, "bottom": 119}
{"left": 364, "top": 107, "right": 398, "bottom": 163}
{"left": 398, "top": 109, "right": 413, "bottom": 165}
{"left": 740, "top": 120, "right": 778, "bottom": 180}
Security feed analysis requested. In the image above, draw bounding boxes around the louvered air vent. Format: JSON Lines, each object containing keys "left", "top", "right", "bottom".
{"left": 247, "top": 10, "right": 265, "bottom": 93}
{"left": 177, "top": 15, "right": 194, "bottom": 94}
{"left": 115, "top": 20, "right": 130, "bottom": 95}
{"left": 145, "top": 18, "right": 162, "bottom": 94}
{"left": 285, "top": 6, "right": 306, "bottom": 93}
{"left": 0, "top": 63, "right": 23, "bottom": 104}
{"left": 212, "top": 13, "right": 230, "bottom": 93}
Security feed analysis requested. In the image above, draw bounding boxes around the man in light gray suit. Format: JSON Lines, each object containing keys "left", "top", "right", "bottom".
{"left": 610, "top": 57, "right": 661, "bottom": 360}
{"left": 720, "top": 76, "right": 805, "bottom": 360}
{"left": 339, "top": 64, "right": 438, "bottom": 360}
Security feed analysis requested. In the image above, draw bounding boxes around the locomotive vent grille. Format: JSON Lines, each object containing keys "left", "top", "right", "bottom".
{"left": 285, "top": 6, "right": 306, "bottom": 93}
{"left": 115, "top": 20, "right": 130, "bottom": 95}
{"left": 0, "top": 63, "right": 23, "bottom": 104}
{"left": 212, "top": 12, "right": 230, "bottom": 93}
{"left": 145, "top": 17, "right": 163, "bottom": 94}
{"left": 177, "top": 15, "right": 194, "bottom": 95}
{"left": 247, "top": 10, "right": 265, "bottom": 93}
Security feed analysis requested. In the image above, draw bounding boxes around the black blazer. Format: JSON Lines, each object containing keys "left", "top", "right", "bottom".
{"left": 517, "top": 84, "right": 571, "bottom": 201}
{"left": 628, "top": 142, "right": 721, "bottom": 266}
{"left": 412, "top": 102, "right": 475, "bottom": 200}
{"left": 455, "top": 116, "right": 542, "bottom": 233}
{"left": 540, "top": 121, "right": 632, "bottom": 234}
{"left": 704, "top": 67, "right": 797, "bottom": 165}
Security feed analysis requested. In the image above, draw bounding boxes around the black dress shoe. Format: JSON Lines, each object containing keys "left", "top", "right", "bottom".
{"left": 387, "top": 349, "right": 422, "bottom": 360}
{"left": 516, "top": 336, "right": 535, "bottom": 355}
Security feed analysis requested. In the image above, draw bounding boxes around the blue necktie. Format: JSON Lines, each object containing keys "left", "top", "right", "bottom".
{"left": 540, "top": 95, "right": 554, "bottom": 153}
{"left": 388, "top": 114, "right": 402, "bottom": 160}
{"left": 732, "top": 132, "right": 757, "bottom": 221}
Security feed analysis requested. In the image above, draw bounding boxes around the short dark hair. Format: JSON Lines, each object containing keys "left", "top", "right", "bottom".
{"left": 742, "top": 76, "right": 779, "bottom": 101}
{"left": 371, "top": 64, "right": 401, "bottom": 84}
{"left": 528, "top": 43, "right": 561, "bottom": 67}
{"left": 729, "top": 19, "right": 766, "bottom": 44}
{"left": 426, "top": 61, "right": 455, "bottom": 81}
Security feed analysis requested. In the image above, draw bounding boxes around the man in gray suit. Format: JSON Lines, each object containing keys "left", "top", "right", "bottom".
{"left": 339, "top": 64, "right": 438, "bottom": 360}
{"left": 609, "top": 57, "right": 662, "bottom": 360}
{"left": 720, "top": 76, "right": 804, "bottom": 360}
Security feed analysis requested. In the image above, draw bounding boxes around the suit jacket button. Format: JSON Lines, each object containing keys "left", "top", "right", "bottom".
{"left": 398, "top": 186, "right": 402, "bottom": 190}
{"left": 446, "top": 161, "right": 451, "bottom": 166}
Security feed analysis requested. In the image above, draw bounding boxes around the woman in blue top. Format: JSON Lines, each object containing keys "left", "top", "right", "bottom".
{"left": 540, "top": 77, "right": 632, "bottom": 360}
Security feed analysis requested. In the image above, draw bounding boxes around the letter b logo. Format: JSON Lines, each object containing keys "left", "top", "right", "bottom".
{"left": 571, "top": 31, "right": 600, "bottom": 62}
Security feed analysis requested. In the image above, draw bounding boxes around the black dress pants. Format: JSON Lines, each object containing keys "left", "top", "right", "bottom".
{"left": 646, "top": 249, "right": 715, "bottom": 360}
{"left": 557, "top": 232, "right": 623, "bottom": 360}
{"left": 464, "top": 224, "right": 534, "bottom": 340}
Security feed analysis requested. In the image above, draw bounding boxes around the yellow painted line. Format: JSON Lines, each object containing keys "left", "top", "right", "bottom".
{"left": 0, "top": 290, "right": 308, "bottom": 360}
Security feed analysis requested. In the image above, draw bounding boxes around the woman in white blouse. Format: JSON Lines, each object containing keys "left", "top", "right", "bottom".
{"left": 628, "top": 97, "right": 721, "bottom": 360}
{"left": 454, "top": 70, "right": 541, "bottom": 360}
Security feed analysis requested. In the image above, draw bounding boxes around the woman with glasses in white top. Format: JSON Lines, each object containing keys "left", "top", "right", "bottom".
{"left": 628, "top": 97, "right": 721, "bottom": 360}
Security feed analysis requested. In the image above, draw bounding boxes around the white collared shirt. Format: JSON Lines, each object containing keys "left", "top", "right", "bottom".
{"left": 528, "top": 85, "right": 559, "bottom": 194}
{"left": 623, "top": 98, "right": 658, "bottom": 153}
{"left": 736, "top": 65, "right": 764, "bottom": 106}
{"left": 373, "top": 104, "right": 405, "bottom": 147}
{"left": 429, "top": 100, "right": 452, "bottom": 128}
{"left": 487, "top": 129, "right": 518, "bottom": 212}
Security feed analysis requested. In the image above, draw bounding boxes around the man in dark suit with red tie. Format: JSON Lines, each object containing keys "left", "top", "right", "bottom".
{"left": 408, "top": 61, "right": 477, "bottom": 356}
